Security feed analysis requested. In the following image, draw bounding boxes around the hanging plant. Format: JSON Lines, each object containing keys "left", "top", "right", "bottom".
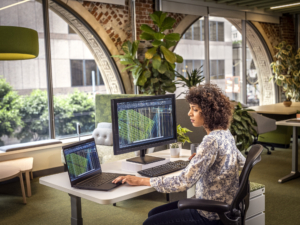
{"left": 112, "top": 11, "right": 183, "bottom": 95}
{"left": 270, "top": 41, "right": 300, "bottom": 101}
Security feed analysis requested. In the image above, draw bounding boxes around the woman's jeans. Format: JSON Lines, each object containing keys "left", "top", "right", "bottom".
{"left": 143, "top": 201, "right": 223, "bottom": 225}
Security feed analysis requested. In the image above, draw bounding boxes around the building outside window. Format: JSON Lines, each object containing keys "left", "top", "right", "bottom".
{"left": 183, "top": 20, "right": 224, "bottom": 42}
{"left": 70, "top": 60, "right": 104, "bottom": 87}
{"left": 0, "top": 1, "right": 107, "bottom": 146}
{"left": 175, "top": 17, "right": 259, "bottom": 105}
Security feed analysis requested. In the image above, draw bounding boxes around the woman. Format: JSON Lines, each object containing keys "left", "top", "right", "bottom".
{"left": 112, "top": 84, "right": 246, "bottom": 225}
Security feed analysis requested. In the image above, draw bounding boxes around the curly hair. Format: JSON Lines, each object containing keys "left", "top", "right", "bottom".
{"left": 185, "top": 84, "right": 233, "bottom": 131}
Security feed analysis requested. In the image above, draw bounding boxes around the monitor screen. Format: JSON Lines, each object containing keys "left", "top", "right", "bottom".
{"left": 63, "top": 139, "right": 101, "bottom": 182}
{"left": 111, "top": 95, "right": 177, "bottom": 155}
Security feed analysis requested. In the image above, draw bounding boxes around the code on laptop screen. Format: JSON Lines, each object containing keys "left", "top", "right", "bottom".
{"left": 116, "top": 98, "right": 174, "bottom": 150}
{"left": 64, "top": 141, "right": 101, "bottom": 182}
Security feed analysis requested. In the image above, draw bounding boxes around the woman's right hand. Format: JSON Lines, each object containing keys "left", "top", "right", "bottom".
{"left": 189, "top": 153, "right": 196, "bottom": 161}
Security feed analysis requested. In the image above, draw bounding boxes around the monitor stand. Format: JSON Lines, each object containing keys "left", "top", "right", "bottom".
{"left": 126, "top": 149, "right": 165, "bottom": 164}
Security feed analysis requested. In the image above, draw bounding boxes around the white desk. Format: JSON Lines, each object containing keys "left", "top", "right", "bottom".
{"left": 249, "top": 102, "right": 300, "bottom": 115}
{"left": 40, "top": 150, "right": 191, "bottom": 225}
{"left": 276, "top": 120, "right": 300, "bottom": 183}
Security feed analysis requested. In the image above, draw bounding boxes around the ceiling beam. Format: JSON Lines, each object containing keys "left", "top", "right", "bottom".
{"left": 238, "top": 0, "right": 294, "bottom": 7}
{"left": 247, "top": 1, "right": 300, "bottom": 9}
{"left": 217, "top": 0, "right": 233, "bottom": 4}
{"left": 266, "top": 6, "right": 300, "bottom": 13}
{"left": 227, "top": 0, "right": 254, "bottom": 5}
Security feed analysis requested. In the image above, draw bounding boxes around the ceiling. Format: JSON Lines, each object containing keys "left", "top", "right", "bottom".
{"left": 203, "top": 0, "right": 300, "bottom": 14}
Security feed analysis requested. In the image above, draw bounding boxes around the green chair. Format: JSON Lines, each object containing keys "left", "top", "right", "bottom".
{"left": 95, "top": 94, "right": 140, "bottom": 125}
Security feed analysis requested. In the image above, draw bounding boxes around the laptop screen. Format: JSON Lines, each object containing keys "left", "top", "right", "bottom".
{"left": 64, "top": 140, "right": 101, "bottom": 182}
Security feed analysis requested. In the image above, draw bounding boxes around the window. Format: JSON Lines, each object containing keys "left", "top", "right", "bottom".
{"left": 183, "top": 20, "right": 224, "bottom": 42}
{"left": 210, "top": 60, "right": 225, "bottom": 79}
{"left": 0, "top": 0, "right": 111, "bottom": 146}
{"left": 176, "top": 60, "right": 205, "bottom": 77}
{"left": 209, "top": 21, "right": 224, "bottom": 42}
{"left": 71, "top": 60, "right": 104, "bottom": 87}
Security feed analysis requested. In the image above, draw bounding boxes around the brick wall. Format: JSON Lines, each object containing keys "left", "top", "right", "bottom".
{"left": 259, "top": 15, "right": 295, "bottom": 54}
{"left": 82, "top": 0, "right": 186, "bottom": 53}
{"left": 82, "top": 0, "right": 132, "bottom": 51}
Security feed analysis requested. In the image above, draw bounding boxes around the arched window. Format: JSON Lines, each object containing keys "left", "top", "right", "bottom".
{"left": 0, "top": 0, "right": 122, "bottom": 146}
{"left": 174, "top": 16, "right": 274, "bottom": 106}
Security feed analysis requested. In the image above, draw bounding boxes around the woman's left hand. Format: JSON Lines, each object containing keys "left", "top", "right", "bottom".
{"left": 112, "top": 175, "right": 151, "bottom": 186}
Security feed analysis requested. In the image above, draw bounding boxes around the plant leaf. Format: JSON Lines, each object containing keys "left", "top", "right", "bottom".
{"left": 153, "top": 32, "right": 165, "bottom": 40}
{"left": 152, "top": 40, "right": 162, "bottom": 47}
{"left": 164, "top": 33, "right": 180, "bottom": 41}
{"left": 175, "top": 54, "right": 183, "bottom": 63}
{"left": 152, "top": 55, "right": 162, "bottom": 69}
{"left": 163, "top": 83, "right": 176, "bottom": 93}
{"left": 158, "top": 62, "right": 167, "bottom": 74}
{"left": 140, "top": 32, "right": 154, "bottom": 40}
{"left": 145, "top": 47, "right": 157, "bottom": 59}
{"left": 132, "top": 40, "right": 139, "bottom": 56}
{"left": 140, "top": 24, "right": 156, "bottom": 35}
{"left": 165, "top": 40, "right": 177, "bottom": 49}
{"left": 160, "top": 17, "right": 176, "bottom": 32}
{"left": 160, "top": 46, "right": 176, "bottom": 64}
{"left": 122, "top": 41, "right": 132, "bottom": 55}
{"left": 137, "top": 72, "right": 147, "bottom": 86}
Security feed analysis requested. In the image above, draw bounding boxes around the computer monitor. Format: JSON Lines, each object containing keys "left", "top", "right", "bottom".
{"left": 111, "top": 94, "right": 177, "bottom": 164}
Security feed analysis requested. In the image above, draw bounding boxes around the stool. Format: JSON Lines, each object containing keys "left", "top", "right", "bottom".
{"left": 0, "top": 164, "right": 26, "bottom": 204}
{"left": 0, "top": 157, "right": 33, "bottom": 197}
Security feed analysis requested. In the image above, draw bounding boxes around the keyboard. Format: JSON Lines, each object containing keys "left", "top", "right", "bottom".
{"left": 137, "top": 160, "right": 190, "bottom": 177}
{"left": 77, "top": 173, "right": 125, "bottom": 187}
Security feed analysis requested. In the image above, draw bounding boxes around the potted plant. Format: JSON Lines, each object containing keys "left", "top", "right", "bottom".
{"left": 112, "top": 11, "right": 183, "bottom": 95}
{"left": 175, "top": 67, "right": 204, "bottom": 98}
{"left": 230, "top": 102, "right": 257, "bottom": 152}
{"left": 270, "top": 41, "right": 300, "bottom": 106}
{"left": 297, "top": 110, "right": 300, "bottom": 119}
{"left": 170, "top": 125, "right": 192, "bottom": 157}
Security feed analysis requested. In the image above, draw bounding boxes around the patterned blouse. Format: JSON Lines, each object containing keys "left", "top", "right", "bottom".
{"left": 150, "top": 129, "right": 246, "bottom": 220}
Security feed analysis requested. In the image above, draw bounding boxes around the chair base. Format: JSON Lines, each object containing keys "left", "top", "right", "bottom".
{"left": 246, "top": 138, "right": 273, "bottom": 155}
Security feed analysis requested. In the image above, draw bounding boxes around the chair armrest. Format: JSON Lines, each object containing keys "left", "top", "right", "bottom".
{"left": 178, "top": 199, "right": 230, "bottom": 213}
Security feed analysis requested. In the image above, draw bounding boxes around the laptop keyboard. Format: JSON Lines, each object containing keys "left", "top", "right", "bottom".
{"left": 77, "top": 173, "right": 125, "bottom": 187}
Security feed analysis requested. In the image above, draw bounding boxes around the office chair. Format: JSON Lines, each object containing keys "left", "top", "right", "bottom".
{"left": 177, "top": 144, "right": 263, "bottom": 225}
{"left": 248, "top": 112, "right": 276, "bottom": 155}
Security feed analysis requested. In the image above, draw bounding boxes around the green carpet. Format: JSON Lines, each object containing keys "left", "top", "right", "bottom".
{"left": 1, "top": 145, "right": 300, "bottom": 225}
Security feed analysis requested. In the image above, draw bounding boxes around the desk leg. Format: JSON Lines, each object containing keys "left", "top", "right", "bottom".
{"left": 69, "top": 194, "right": 83, "bottom": 225}
{"left": 278, "top": 127, "right": 300, "bottom": 183}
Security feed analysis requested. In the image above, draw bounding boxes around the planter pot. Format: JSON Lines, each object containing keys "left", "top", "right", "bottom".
{"left": 297, "top": 114, "right": 300, "bottom": 119}
{"left": 170, "top": 148, "right": 181, "bottom": 158}
{"left": 283, "top": 100, "right": 292, "bottom": 107}
{"left": 170, "top": 142, "right": 182, "bottom": 158}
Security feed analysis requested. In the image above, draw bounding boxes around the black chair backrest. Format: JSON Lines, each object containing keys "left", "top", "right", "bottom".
{"left": 230, "top": 144, "right": 263, "bottom": 213}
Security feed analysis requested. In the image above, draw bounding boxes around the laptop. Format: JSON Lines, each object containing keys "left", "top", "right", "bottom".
{"left": 63, "top": 138, "right": 126, "bottom": 191}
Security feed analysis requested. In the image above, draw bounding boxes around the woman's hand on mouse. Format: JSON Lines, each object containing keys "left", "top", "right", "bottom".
{"left": 112, "top": 175, "right": 151, "bottom": 186}
{"left": 189, "top": 153, "right": 196, "bottom": 161}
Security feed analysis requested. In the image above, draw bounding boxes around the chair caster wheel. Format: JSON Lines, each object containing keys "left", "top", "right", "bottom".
{"left": 267, "top": 151, "right": 272, "bottom": 155}
{"left": 271, "top": 147, "right": 275, "bottom": 150}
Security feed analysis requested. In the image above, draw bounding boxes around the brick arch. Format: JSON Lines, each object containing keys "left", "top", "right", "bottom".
{"left": 49, "top": 0, "right": 134, "bottom": 94}
{"left": 172, "top": 16, "right": 276, "bottom": 105}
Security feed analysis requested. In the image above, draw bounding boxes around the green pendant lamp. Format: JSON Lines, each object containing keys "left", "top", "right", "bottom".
{"left": 0, "top": 26, "right": 39, "bottom": 60}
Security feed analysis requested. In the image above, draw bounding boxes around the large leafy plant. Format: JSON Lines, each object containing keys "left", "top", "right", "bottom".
{"left": 270, "top": 41, "right": 300, "bottom": 101}
{"left": 175, "top": 67, "right": 204, "bottom": 97}
{"left": 230, "top": 102, "right": 257, "bottom": 151}
{"left": 170, "top": 125, "right": 192, "bottom": 148}
{"left": 113, "top": 11, "right": 183, "bottom": 95}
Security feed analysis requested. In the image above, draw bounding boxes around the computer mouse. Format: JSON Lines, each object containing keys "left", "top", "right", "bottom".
{"left": 116, "top": 181, "right": 124, "bottom": 185}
